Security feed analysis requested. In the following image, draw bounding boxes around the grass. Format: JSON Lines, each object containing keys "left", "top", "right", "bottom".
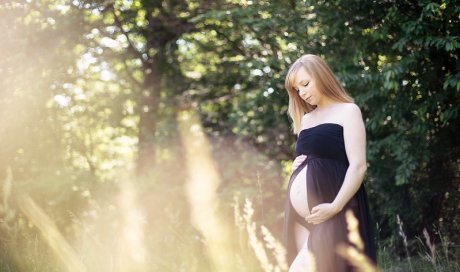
{"left": 1, "top": 169, "right": 459, "bottom": 271}
{"left": 376, "top": 214, "right": 460, "bottom": 272}
{"left": 0, "top": 110, "right": 458, "bottom": 271}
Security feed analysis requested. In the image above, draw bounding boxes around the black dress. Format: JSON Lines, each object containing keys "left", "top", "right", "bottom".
{"left": 283, "top": 123, "right": 377, "bottom": 271}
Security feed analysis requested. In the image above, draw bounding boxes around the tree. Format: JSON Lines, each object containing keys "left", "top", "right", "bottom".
{"left": 74, "top": 0, "right": 230, "bottom": 176}
{"left": 312, "top": 0, "right": 459, "bottom": 243}
{"left": 185, "top": 0, "right": 460, "bottom": 245}
{"left": 0, "top": 0, "right": 86, "bottom": 179}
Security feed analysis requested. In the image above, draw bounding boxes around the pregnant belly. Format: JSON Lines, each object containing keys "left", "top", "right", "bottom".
{"left": 289, "top": 164, "right": 311, "bottom": 218}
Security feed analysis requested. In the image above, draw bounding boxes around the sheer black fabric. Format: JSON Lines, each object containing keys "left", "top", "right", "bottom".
{"left": 283, "top": 123, "right": 377, "bottom": 271}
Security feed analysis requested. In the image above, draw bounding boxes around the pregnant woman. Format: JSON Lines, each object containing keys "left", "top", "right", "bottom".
{"left": 282, "top": 54, "right": 377, "bottom": 271}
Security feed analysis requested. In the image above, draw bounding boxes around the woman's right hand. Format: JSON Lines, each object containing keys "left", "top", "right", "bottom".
{"left": 292, "top": 155, "right": 307, "bottom": 172}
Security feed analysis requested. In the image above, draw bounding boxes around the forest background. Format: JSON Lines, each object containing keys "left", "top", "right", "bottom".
{"left": 0, "top": 0, "right": 459, "bottom": 271}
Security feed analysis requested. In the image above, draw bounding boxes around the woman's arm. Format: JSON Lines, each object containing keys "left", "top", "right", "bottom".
{"left": 305, "top": 103, "right": 367, "bottom": 224}
{"left": 331, "top": 103, "right": 367, "bottom": 212}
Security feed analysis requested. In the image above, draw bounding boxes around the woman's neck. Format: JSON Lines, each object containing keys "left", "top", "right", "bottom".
{"left": 315, "top": 97, "right": 338, "bottom": 111}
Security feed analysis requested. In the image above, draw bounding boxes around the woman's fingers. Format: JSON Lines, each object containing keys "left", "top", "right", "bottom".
{"left": 292, "top": 155, "right": 308, "bottom": 171}
{"left": 299, "top": 155, "right": 307, "bottom": 159}
{"left": 305, "top": 203, "right": 338, "bottom": 224}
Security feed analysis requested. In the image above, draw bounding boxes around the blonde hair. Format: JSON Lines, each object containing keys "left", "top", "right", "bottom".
{"left": 284, "top": 54, "right": 354, "bottom": 134}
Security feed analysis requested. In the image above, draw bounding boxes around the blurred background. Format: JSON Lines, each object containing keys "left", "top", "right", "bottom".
{"left": 0, "top": 0, "right": 458, "bottom": 271}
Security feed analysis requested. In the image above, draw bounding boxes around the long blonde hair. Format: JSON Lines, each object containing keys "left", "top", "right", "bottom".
{"left": 284, "top": 54, "right": 354, "bottom": 134}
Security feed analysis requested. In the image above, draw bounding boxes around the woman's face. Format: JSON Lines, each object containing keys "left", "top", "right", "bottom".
{"left": 293, "top": 67, "right": 321, "bottom": 106}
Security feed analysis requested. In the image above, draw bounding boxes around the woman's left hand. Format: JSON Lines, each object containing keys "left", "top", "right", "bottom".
{"left": 305, "top": 203, "right": 340, "bottom": 225}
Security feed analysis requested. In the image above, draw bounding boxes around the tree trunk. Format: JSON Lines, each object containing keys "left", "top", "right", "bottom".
{"left": 136, "top": 54, "right": 163, "bottom": 176}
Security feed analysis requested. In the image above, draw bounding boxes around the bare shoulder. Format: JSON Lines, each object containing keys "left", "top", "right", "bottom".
{"left": 341, "top": 102, "right": 362, "bottom": 112}
{"left": 339, "top": 103, "right": 365, "bottom": 133}
{"left": 301, "top": 111, "right": 312, "bottom": 124}
{"left": 340, "top": 103, "right": 363, "bottom": 121}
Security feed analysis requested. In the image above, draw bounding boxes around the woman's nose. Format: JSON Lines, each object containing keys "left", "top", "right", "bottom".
{"left": 299, "top": 88, "right": 308, "bottom": 97}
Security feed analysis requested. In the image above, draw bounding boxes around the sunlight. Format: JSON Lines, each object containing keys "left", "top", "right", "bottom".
{"left": 177, "top": 109, "right": 236, "bottom": 272}
{"left": 116, "top": 177, "right": 148, "bottom": 270}
{"left": 18, "top": 194, "right": 86, "bottom": 272}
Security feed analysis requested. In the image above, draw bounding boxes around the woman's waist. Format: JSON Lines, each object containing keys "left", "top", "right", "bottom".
{"left": 303, "top": 153, "right": 349, "bottom": 164}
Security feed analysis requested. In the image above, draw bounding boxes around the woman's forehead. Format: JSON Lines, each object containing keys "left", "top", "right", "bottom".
{"left": 293, "top": 67, "right": 311, "bottom": 86}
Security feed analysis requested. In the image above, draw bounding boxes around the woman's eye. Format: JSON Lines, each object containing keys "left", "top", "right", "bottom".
{"left": 303, "top": 82, "right": 309, "bottom": 87}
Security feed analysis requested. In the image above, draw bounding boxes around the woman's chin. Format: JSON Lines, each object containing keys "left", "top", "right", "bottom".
{"left": 305, "top": 97, "right": 315, "bottom": 105}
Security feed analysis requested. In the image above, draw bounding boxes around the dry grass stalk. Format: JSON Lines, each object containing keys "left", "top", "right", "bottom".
{"left": 260, "top": 225, "right": 288, "bottom": 271}
{"left": 337, "top": 209, "right": 379, "bottom": 272}
{"left": 115, "top": 178, "right": 148, "bottom": 272}
{"left": 243, "top": 198, "right": 274, "bottom": 272}
{"left": 17, "top": 194, "right": 87, "bottom": 272}
{"left": 422, "top": 228, "right": 437, "bottom": 268}
{"left": 345, "top": 208, "right": 364, "bottom": 251}
{"left": 233, "top": 195, "right": 245, "bottom": 231}
{"left": 397, "top": 214, "right": 413, "bottom": 272}
{"left": 2, "top": 167, "right": 12, "bottom": 209}
{"left": 178, "top": 109, "right": 235, "bottom": 272}
{"left": 241, "top": 198, "right": 290, "bottom": 272}
{"left": 0, "top": 167, "right": 16, "bottom": 234}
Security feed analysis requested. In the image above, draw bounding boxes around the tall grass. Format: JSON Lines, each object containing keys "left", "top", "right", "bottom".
{"left": 177, "top": 110, "right": 236, "bottom": 272}
{"left": 378, "top": 215, "right": 460, "bottom": 272}
{"left": 2, "top": 169, "right": 459, "bottom": 271}
{"left": 0, "top": 110, "right": 459, "bottom": 271}
{"left": 397, "top": 214, "right": 413, "bottom": 272}
{"left": 336, "top": 210, "right": 379, "bottom": 272}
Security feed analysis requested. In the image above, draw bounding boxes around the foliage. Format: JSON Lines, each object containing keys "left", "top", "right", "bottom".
{"left": 309, "top": 0, "right": 460, "bottom": 244}
{"left": 0, "top": 0, "right": 459, "bottom": 270}
{"left": 185, "top": 0, "right": 460, "bottom": 248}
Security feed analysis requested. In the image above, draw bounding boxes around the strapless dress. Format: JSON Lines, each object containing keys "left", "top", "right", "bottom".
{"left": 282, "top": 123, "right": 377, "bottom": 271}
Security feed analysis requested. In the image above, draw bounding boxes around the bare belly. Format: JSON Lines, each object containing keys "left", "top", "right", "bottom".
{"left": 289, "top": 164, "right": 311, "bottom": 218}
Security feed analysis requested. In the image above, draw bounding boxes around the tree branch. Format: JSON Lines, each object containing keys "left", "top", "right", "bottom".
{"left": 121, "top": 58, "right": 143, "bottom": 89}
{"left": 108, "top": 4, "right": 147, "bottom": 65}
